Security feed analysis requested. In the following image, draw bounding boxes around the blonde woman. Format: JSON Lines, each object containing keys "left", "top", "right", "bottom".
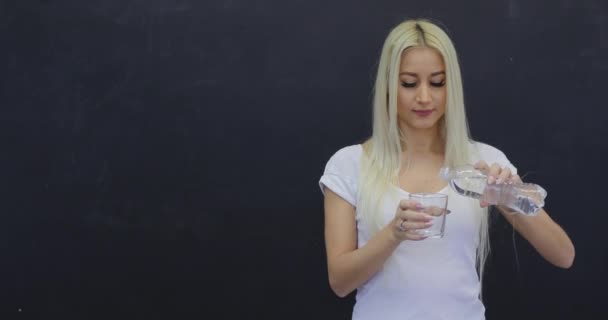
{"left": 319, "top": 19, "right": 574, "bottom": 320}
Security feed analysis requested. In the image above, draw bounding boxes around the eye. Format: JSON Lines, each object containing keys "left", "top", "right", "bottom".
{"left": 401, "top": 82, "right": 416, "bottom": 88}
{"left": 430, "top": 80, "right": 446, "bottom": 87}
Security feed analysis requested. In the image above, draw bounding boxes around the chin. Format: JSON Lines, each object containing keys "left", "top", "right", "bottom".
{"left": 412, "top": 120, "right": 441, "bottom": 130}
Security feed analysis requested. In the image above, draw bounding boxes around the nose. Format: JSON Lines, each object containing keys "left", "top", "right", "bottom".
{"left": 416, "top": 84, "right": 431, "bottom": 104}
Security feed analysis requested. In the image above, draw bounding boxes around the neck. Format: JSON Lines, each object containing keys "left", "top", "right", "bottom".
{"left": 400, "top": 126, "right": 444, "bottom": 156}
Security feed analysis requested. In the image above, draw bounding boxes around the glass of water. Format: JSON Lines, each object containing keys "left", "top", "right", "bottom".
{"left": 408, "top": 193, "right": 448, "bottom": 238}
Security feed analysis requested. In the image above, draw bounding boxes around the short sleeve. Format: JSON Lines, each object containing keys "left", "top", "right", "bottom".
{"left": 474, "top": 142, "right": 518, "bottom": 175}
{"left": 319, "top": 145, "right": 361, "bottom": 207}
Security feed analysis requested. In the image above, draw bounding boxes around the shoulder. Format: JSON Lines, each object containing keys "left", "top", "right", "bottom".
{"left": 471, "top": 141, "right": 507, "bottom": 158}
{"left": 319, "top": 145, "right": 362, "bottom": 203}
{"left": 470, "top": 141, "right": 517, "bottom": 173}
{"left": 330, "top": 144, "right": 363, "bottom": 162}
{"left": 323, "top": 144, "right": 363, "bottom": 175}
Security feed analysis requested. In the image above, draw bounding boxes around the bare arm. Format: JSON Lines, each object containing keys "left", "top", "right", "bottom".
{"left": 497, "top": 206, "right": 575, "bottom": 268}
{"left": 475, "top": 160, "right": 575, "bottom": 269}
{"left": 324, "top": 188, "right": 432, "bottom": 297}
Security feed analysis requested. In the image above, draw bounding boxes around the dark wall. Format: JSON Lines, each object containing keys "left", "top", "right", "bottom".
{"left": 2, "top": 0, "right": 606, "bottom": 319}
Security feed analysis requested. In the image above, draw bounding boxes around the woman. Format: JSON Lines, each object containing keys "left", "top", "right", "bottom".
{"left": 319, "top": 19, "right": 574, "bottom": 320}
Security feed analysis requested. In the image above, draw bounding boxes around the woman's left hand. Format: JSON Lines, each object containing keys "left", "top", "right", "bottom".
{"left": 474, "top": 160, "right": 522, "bottom": 208}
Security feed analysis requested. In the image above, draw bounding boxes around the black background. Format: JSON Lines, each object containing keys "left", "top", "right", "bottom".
{"left": 2, "top": 0, "right": 607, "bottom": 319}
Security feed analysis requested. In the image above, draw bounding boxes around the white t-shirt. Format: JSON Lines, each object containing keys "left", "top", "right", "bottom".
{"left": 319, "top": 142, "right": 517, "bottom": 320}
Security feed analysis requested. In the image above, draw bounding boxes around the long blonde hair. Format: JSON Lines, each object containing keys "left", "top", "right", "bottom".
{"left": 358, "top": 19, "right": 491, "bottom": 294}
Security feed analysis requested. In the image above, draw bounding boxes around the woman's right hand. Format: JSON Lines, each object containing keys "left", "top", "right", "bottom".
{"left": 390, "top": 200, "right": 434, "bottom": 241}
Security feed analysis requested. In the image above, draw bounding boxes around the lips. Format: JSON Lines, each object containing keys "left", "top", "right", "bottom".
{"left": 413, "top": 109, "right": 434, "bottom": 117}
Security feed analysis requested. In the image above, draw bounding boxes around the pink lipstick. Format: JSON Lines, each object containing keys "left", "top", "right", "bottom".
{"left": 413, "top": 110, "right": 434, "bottom": 117}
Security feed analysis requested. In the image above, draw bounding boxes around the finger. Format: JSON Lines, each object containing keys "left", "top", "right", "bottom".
{"left": 474, "top": 160, "right": 489, "bottom": 174}
{"left": 509, "top": 174, "right": 522, "bottom": 184}
{"left": 395, "top": 218, "right": 432, "bottom": 232}
{"left": 405, "top": 232, "right": 428, "bottom": 241}
{"left": 400, "top": 220, "right": 433, "bottom": 231}
{"left": 423, "top": 206, "right": 449, "bottom": 217}
{"left": 487, "top": 163, "right": 501, "bottom": 184}
{"left": 399, "top": 210, "right": 433, "bottom": 222}
{"left": 496, "top": 167, "right": 511, "bottom": 184}
{"left": 480, "top": 200, "right": 489, "bottom": 208}
{"left": 399, "top": 199, "right": 423, "bottom": 211}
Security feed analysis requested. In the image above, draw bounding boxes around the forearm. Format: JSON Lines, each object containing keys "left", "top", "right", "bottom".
{"left": 328, "top": 226, "right": 400, "bottom": 297}
{"left": 498, "top": 206, "right": 575, "bottom": 268}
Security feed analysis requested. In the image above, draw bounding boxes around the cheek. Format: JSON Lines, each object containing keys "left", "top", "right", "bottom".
{"left": 396, "top": 92, "right": 410, "bottom": 119}
{"left": 397, "top": 89, "right": 414, "bottom": 108}
{"left": 435, "top": 90, "right": 447, "bottom": 109}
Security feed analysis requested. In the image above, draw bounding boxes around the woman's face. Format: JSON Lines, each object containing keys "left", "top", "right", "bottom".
{"left": 396, "top": 47, "right": 447, "bottom": 133}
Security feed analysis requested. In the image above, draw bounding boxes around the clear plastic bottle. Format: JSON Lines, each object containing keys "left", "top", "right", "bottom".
{"left": 439, "top": 165, "right": 547, "bottom": 216}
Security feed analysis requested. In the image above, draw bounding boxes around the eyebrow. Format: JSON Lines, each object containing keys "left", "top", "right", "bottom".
{"left": 399, "top": 71, "right": 446, "bottom": 76}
